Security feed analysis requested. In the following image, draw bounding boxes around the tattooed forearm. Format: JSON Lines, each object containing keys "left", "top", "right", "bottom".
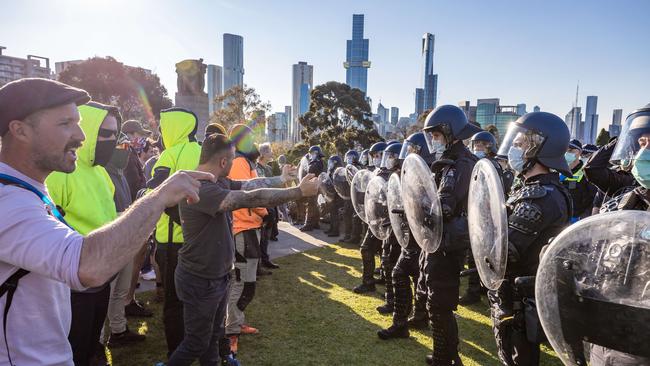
{"left": 240, "top": 176, "right": 285, "bottom": 190}
{"left": 218, "top": 187, "right": 302, "bottom": 212}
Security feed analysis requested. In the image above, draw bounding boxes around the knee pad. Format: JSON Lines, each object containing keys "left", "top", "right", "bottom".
{"left": 237, "top": 282, "right": 256, "bottom": 311}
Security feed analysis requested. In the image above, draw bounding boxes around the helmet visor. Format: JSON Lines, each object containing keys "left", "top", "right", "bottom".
{"left": 399, "top": 141, "right": 422, "bottom": 160}
{"left": 497, "top": 122, "right": 545, "bottom": 159}
{"left": 610, "top": 114, "right": 650, "bottom": 169}
{"left": 381, "top": 151, "right": 399, "bottom": 169}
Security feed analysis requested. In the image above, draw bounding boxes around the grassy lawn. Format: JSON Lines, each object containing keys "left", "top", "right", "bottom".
{"left": 110, "top": 242, "right": 562, "bottom": 365}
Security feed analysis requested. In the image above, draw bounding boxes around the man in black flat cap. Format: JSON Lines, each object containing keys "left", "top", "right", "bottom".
{"left": 0, "top": 78, "right": 213, "bottom": 365}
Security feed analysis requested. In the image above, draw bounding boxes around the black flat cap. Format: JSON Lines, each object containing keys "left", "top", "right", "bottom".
{"left": 0, "top": 78, "right": 91, "bottom": 136}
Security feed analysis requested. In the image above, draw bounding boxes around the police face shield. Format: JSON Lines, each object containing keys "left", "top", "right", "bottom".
{"left": 370, "top": 152, "right": 382, "bottom": 168}
{"left": 399, "top": 141, "right": 422, "bottom": 160}
{"left": 298, "top": 155, "right": 310, "bottom": 181}
{"left": 424, "top": 130, "right": 447, "bottom": 157}
{"left": 497, "top": 123, "right": 545, "bottom": 172}
{"left": 345, "top": 155, "right": 355, "bottom": 165}
{"left": 380, "top": 151, "right": 399, "bottom": 170}
{"left": 360, "top": 153, "right": 369, "bottom": 166}
{"left": 327, "top": 160, "right": 336, "bottom": 172}
{"left": 471, "top": 140, "right": 492, "bottom": 158}
{"left": 610, "top": 114, "right": 650, "bottom": 170}
{"left": 535, "top": 211, "right": 650, "bottom": 365}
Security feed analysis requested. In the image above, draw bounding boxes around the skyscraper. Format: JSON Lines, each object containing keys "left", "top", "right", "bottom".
{"left": 390, "top": 107, "right": 399, "bottom": 125}
{"left": 565, "top": 107, "right": 583, "bottom": 140}
{"left": 415, "top": 88, "right": 425, "bottom": 116}
{"left": 516, "top": 103, "right": 527, "bottom": 116}
{"left": 583, "top": 96, "right": 599, "bottom": 143}
{"left": 377, "top": 103, "right": 388, "bottom": 124}
{"left": 292, "top": 61, "right": 313, "bottom": 142}
{"left": 223, "top": 33, "right": 244, "bottom": 93}
{"left": 609, "top": 108, "right": 623, "bottom": 137}
{"left": 476, "top": 98, "right": 500, "bottom": 129}
{"left": 421, "top": 33, "right": 438, "bottom": 111}
{"left": 207, "top": 64, "right": 223, "bottom": 115}
{"left": 344, "top": 14, "right": 370, "bottom": 95}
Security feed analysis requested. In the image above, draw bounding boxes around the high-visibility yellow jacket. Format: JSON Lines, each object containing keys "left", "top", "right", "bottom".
{"left": 149, "top": 108, "right": 201, "bottom": 244}
{"left": 45, "top": 103, "right": 117, "bottom": 235}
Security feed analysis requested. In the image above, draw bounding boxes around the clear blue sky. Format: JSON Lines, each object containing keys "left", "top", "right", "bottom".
{"left": 2, "top": 0, "right": 649, "bottom": 131}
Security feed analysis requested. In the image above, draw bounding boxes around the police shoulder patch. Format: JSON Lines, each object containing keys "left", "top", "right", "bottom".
{"left": 508, "top": 201, "right": 543, "bottom": 235}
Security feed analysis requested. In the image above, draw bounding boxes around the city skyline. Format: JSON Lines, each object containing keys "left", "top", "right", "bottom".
{"left": 2, "top": 0, "right": 649, "bottom": 133}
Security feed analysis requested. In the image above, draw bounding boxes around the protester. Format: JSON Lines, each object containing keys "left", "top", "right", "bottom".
{"left": 167, "top": 133, "right": 318, "bottom": 365}
{"left": 256, "top": 142, "right": 281, "bottom": 269}
{"left": 0, "top": 78, "right": 211, "bottom": 365}
{"left": 44, "top": 101, "right": 124, "bottom": 365}
{"left": 147, "top": 108, "right": 202, "bottom": 356}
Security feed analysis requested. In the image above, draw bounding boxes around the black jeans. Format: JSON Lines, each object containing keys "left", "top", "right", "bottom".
{"left": 260, "top": 207, "right": 277, "bottom": 263}
{"left": 167, "top": 267, "right": 230, "bottom": 366}
{"left": 69, "top": 286, "right": 110, "bottom": 366}
{"left": 156, "top": 242, "right": 185, "bottom": 356}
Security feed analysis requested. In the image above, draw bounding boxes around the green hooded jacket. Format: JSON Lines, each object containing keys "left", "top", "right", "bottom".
{"left": 148, "top": 108, "right": 201, "bottom": 243}
{"left": 45, "top": 103, "right": 119, "bottom": 235}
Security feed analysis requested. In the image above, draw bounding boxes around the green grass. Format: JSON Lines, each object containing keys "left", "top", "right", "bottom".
{"left": 110, "top": 242, "right": 562, "bottom": 365}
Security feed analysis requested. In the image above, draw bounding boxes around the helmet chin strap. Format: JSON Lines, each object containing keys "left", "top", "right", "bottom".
{"left": 520, "top": 158, "right": 539, "bottom": 177}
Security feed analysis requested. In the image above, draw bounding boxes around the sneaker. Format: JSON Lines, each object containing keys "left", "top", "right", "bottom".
{"left": 240, "top": 324, "right": 259, "bottom": 335}
{"left": 125, "top": 300, "right": 153, "bottom": 317}
{"left": 228, "top": 335, "right": 239, "bottom": 354}
{"left": 376, "top": 303, "right": 394, "bottom": 315}
{"left": 108, "top": 327, "right": 146, "bottom": 348}
{"left": 377, "top": 324, "right": 410, "bottom": 340}
{"left": 140, "top": 269, "right": 156, "bottom": 281}
{"left": 352, "top": 283, "right": 376, "bottom": 294}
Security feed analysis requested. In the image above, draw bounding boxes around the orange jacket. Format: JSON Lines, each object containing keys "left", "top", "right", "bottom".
{"left": 228, "top": 155, "right": 268, "bottom": 235}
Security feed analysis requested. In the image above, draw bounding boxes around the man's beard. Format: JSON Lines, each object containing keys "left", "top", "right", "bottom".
{"left": 33, "top": 140, "right": 83, "bottom": 174}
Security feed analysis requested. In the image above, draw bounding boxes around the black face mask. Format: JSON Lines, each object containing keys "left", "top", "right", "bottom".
{"left": 94, "top": 140, "right": 117, "bottom": 167}
{"left": 108, "top": 148, "right": 129, "bottom": 170}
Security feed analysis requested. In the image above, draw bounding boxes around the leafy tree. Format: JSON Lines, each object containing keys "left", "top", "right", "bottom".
{"left": 596, "top": 128, "right": 611, "bottom": 146}
{"left": 210, "top": 85, "right": 271, "bottom": 139}
{"left": 58, "top": 56, "right": 172, "bottom": 128}
{"left": 290, "top": 81, "right": 381, "bottom": 159}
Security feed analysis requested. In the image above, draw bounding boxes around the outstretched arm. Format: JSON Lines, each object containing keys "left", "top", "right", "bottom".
{"left": 219, "top": 186, "right": 303, "bottom": 212}
{"left": 239, "top": 164, "right": 297, "bottom": 190}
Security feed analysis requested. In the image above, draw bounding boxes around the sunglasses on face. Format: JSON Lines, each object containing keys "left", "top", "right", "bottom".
{"left": 98, "top": 128, "right": 118, "bottom": 139}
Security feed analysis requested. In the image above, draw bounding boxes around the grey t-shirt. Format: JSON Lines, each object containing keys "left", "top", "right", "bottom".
{"left": 178, "top": 177, "right": 242, "bottom": 279}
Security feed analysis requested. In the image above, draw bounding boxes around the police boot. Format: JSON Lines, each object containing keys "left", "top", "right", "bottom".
{"left": 353, "top": 282, "right": 376, "bottom": 294}
{"left": 377, "top": 323, "right": 410, "bottom": 340}
{"left": 429, "top": 312, "right": 462, "bottom": 366}
{"left": 376, "top": 303, "right": 394, "bottom": 315}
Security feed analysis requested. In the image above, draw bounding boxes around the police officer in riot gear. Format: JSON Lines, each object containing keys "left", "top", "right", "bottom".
{"left": 378, "top": 133, "right": 432, "bottom": 340}
{"left": 325, "top": 155, "right": 344, "bottom": 237}
{"left": 573, "top": 103, "right": 650, "bottom": 365}
{"left": 458, "top": 131, "right": 512, "bottom": 305}
{"left": 421, "top": 105, "right": 480, "bottom": 366}
{"left": 353, "top": 141, "right": 387, "bottom": 294}
{"left": 341, "top": 150, "right": 363, "bottom": 243}
{"left": 561, "top": 139, "right": 597, "bottom": 221}
{"left": 301, "top": 146, "right": 325, "bottom": 232}
{"left": 490, "top": 112, "right": 572, "bottom": 366}
{"left": 375, "top": 143, "right": 403, "bottom": 316}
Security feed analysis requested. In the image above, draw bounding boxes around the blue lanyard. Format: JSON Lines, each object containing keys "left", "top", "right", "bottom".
{"left": 0, "top": 173, "right": 71, "bottom": 228}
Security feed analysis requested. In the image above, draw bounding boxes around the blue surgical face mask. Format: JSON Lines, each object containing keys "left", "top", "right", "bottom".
{"left": 631, "top": 148, "right": 650, "bottom": 188}
{"left": 473, "top": 150, "right": 487, "bottom": 159}
{"left": 565, "top": 152, "right": 577, "bottom": 166}
{"left": 508, "top": 146, "right": 525, "bottom": 173}
{"left": 430, "top": 140, "right": 446, "bottom": 156}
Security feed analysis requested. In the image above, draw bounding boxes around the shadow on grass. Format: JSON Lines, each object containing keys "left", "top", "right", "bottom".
{"left": 110, "top": 238, "right": 561, "bottom": 366}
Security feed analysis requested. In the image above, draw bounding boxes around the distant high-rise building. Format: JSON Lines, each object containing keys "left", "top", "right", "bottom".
{"left": 377, "top": 103, "right": 389, "bottom": 124}
{"left": 291, "top": 61, "right": 313, "bottom": 142}
{"left": 421, "top": 33, "right": 438, "bottom": 112}
{"left": 390, "top": 107, "right": 399, "bottom": 125}
{"left": 344, "top": 14, "right": 370, "bottom": 95}
{"left": 476, "top": 98, "right": 500, "bottom": 129}
{"left": 415, "top": 88, "right": 425, "bottom": 116}
{"left": 207, "top": 65, "right": 223, "bottom": 116}
{"left": 533, "top": 105, "right": 541, "bottom": 113}
{"left": 565, "top": 107, "right": 583, "bottom": 140}
{"left": 516, "top": 103, "right": 527, "bottom": 116}
{"left": 609, "top": 108, "right": 623, "bottom": 137}
{"left": 494, "top": 106, "right": 520, "bottom": 139}
{"left": 0, "top": 46, "right": 51, "bottom": 86}
{"left": 583, "top": 96, "right": 598, "bottom": 143}
{"left": 223, "top": 33, "right": 244, "bottom": 93}
{"left": 267, "top": 111, "right": 289, "bottom": 142}
{"left": 612, "top": 109, "right": 623, "bottom": 126}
